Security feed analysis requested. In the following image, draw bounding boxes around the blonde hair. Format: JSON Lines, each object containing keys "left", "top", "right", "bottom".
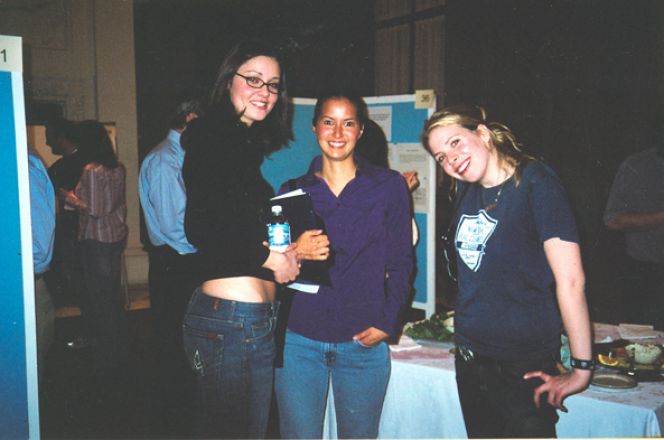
{"left": 422, "top": 104, "right": 534, "bottom": 187}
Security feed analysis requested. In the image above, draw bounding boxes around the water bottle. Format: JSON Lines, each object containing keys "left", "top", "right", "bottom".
{"left": 267, "top": 205, "right": 291, "bottom": 252}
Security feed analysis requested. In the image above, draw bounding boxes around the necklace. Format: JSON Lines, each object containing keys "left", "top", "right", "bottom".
{"left": 481, "top": 183, "right": 504, "bottom": 212}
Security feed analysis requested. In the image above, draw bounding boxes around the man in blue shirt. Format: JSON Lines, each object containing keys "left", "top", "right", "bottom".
{"left": 138, "top": 99, "right": 201, "bottom": 435}
{"left": 28, "top": 147, "right": 56, "bottom": 381}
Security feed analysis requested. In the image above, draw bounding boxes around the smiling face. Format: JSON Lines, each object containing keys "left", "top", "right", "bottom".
{"left": 313, "top": 97, "right": 364, "bottom": 164}
{"left": 427, "top": 123, "right": 496, "bottom": 185}
{"left": 229, "top": 55, "right": 280, "bottom": 126}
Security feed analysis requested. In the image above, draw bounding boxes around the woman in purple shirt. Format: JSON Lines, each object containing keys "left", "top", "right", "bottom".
{"left": 275, "top": 92, "right": 414, "bottom": 439}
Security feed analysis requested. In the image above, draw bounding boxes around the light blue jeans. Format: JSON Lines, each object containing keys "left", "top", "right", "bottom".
{"left": 182, "top": 289, "right": 279, "bottom": 439}
{"left": 275, "top": 329, "right": 390, "bottom": 439}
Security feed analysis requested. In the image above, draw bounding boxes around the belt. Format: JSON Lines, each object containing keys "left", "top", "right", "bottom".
{"left": 152, "top": 244, "right": 196, "bottom": 260}
{"left": 456, "top": 344, "right": 495, "bottom": 364}
{"left": 457, "top": 344, "right": 558, "bottom": 366}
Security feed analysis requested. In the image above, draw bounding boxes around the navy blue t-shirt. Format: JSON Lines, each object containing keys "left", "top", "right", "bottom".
{"left": 453, "top": 161, "right": 578, "bottom": 361}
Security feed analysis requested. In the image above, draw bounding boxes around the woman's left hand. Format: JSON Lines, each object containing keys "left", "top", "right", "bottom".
{"left": 523, "top": 368, "right": 591, "bottom": 412}
{"left": 353, "top": 327, "right": 389, "bottom": 347}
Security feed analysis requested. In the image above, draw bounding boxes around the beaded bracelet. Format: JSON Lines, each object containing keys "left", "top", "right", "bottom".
{"left": 570, "top": 357, "right": 595, "bottom": 370}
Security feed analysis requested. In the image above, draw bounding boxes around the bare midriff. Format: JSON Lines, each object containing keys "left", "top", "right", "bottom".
{"left": 201, "top": 276, "right": 276, "bottom": 303}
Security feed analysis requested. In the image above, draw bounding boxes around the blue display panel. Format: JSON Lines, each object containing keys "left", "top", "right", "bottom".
{"left": 0, "top": 70, "right": 30, "bottom": 439}
{"left": 261, "top": 99, "right": 317, "bottom": 191}
{"left": 1, "top": 33, "right": 39, "bottom": 438}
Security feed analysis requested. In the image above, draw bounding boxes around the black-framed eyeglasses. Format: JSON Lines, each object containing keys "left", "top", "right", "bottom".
{"left": 235, "top": 73, "right": 281, "bottom": 94}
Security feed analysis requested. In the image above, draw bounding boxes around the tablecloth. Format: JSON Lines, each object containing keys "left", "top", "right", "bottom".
{"left": 322, "top": 324, "right": 664, "bottom": 438}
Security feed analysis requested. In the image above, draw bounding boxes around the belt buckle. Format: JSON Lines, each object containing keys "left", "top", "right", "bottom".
{"left": 458, "top": 345, "right": 475, "bottom": 363}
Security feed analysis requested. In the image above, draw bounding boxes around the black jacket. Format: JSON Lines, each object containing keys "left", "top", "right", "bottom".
{"left": 182, "top": 111, "right": 275, "bottom": 283}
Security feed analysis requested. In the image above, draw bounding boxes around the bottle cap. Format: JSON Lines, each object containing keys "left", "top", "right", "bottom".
{"left": 271, "top": 205, "right": 282, "bottom": 214}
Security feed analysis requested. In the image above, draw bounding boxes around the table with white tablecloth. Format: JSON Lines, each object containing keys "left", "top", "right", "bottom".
{"left": 323, "top": 323, "right": 664, "bottom": 438}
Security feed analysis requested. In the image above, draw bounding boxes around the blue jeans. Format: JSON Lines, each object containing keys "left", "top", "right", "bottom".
{"left": 275, "top": 330, "right": 391, "bottom": 439}
{"left": 182, "top": 289, "right": 279, "bottom": 439}
{"left": 455, "top": 349, "right": 560, "bottom": 438}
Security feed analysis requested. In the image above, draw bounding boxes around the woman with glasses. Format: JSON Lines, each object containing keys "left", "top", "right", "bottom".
{"left": 274, "top": 91, "right": 413, "bottom": 439}
{"left": 180, "top": 40, "right": 300, "bottom": 439}
{"left": 423, "top": 105, "right": 592, "bottom": 438}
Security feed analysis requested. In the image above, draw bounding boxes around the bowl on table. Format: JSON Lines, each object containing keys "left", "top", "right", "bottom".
{"left": 625, "top": 343, "right": 663, "bottom": 366}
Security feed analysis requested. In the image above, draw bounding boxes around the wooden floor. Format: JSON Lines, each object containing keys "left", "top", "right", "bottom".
{"left": 40, "top": 309, "right": 157, "bottom": 439}
{"left": 54, "top": 284, "right": 150, "bottom": 318}
{"left": 38, "top": 281, "right": 625, "bottom": 438}
{"left": 38, "top": 293, "right": 427, "bottom": 439}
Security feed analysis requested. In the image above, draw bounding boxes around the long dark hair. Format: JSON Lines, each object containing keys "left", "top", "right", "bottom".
{"left": 208, "top": 40, "right": 292, "bottom": 154}
{"left": 74, "top": 120, "right": 118, "bottom": 168}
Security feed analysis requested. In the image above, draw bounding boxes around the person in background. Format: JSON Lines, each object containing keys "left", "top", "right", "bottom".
{"left": 180, "top": 40, "right": 300, "bottom": 439}
{"left": 422, "top": 104, "right": 592, "bottom": 438}
{"left": 603, "top": 144, "right": 664, "bottom": 330}
{"left": 355, "top": 119, "right": 389, "bottom": 167}
{"left": 138, "top": 98, "right": 202, "bottom": 435}
{"left": 61, "top": 120, "right": 129, "bottom": 380}
{"left": 356, "top": 119, "right": 420, "bottom": 190}
{"left": 274, "top": 91, "right": 414, "bottom": 439}
{"left": 44, "top": 118, "right": 90, "bottom": 349}
{"left": 28, "top": 147, "right": 56, "bottom": 381}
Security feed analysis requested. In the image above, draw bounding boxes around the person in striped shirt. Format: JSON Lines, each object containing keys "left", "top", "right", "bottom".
{"left": 61, "top": 120, "right": 129, "bottom": 380}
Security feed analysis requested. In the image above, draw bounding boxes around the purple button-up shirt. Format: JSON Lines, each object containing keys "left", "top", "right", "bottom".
{"left": 280, "top": 155, "right": 414, "bottom": 342}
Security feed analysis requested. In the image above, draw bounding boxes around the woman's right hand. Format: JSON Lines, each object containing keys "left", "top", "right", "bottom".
{"left": 263, "top": 246, "right": 300, "bottom": 284}
{"left": 523, "top": 367, "right": 591, "bottom": 412}
{"left": 295, "top": 229, "right": 330, "bottom": 261}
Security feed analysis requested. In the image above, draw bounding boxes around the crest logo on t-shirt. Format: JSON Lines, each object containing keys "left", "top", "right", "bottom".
{"left": 455, "top": 209, "right": 498, "bottom": 272}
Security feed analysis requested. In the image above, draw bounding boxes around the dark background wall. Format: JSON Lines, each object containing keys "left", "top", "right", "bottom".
{"left": 134, "top": 0, "right": 374, "bottom": 161}
{"left": 134, "top": 0, "right": 664, "bottom": 321}
{"left": 444, "top": 0, "right": 664, "bottom": 318}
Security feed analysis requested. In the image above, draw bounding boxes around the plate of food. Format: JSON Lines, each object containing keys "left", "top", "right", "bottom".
{"left": 591, "top": 373, "right": 637, "bottom": 391}
{"left": 595, "top": 341, "right": 664, "bottom": 370}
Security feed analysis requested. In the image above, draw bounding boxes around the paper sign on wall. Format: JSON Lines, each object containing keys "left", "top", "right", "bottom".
{"left": 0, "top": 35, "right": 22, "bottom": 73}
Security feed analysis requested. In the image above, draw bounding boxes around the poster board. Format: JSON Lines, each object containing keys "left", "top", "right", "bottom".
{"left": 0, "top": 34, "right": 40, "bottom": 439}
{"left": 262, "top": 94, "right": 437, "bottom": 317}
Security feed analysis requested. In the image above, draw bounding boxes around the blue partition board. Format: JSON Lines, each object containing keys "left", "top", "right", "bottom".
{"left": 383, "top": 102, "right": 430, "bottom": 143}
{"left": 413, "top": 212, "right": 428, "bottom": 303}
{"left": 261, "top": 101, "right": 317, "bottom": 191}
{"left": 369, "top": 100, "right": 433, "bottom": 311}
{"left": 0, "top": 70, "right": 30, "bottom": 438}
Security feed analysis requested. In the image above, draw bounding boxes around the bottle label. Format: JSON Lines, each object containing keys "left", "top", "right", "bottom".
{"left": 268, "top": 223, "right": 291, "bottom": 252}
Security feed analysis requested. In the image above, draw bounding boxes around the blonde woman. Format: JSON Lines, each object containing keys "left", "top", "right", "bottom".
{"left": 423, "top": 105, "right": 592, "bottom": 438}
